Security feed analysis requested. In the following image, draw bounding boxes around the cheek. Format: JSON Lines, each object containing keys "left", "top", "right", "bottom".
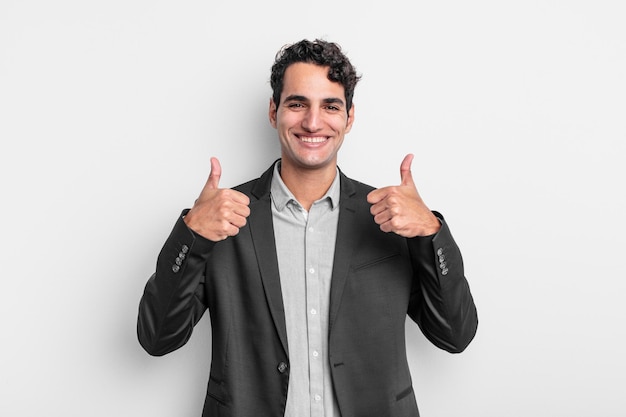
{"left": 331, "top": 118, "right": 350, "bottom": 134}
{"left": 276, "top": 113, "right": 300, "bottom": 130}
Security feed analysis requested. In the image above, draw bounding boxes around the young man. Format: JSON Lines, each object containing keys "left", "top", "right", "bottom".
{"left": 137, "top": 39, "right": 478, "bottom": 417}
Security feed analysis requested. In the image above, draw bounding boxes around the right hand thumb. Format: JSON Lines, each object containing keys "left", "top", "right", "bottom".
{"left": 207, "top": 157, "right": 222, "bottom": 189}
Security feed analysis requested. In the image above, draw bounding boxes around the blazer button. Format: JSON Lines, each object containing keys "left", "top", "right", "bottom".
{"left": 277, "top": 362, "right": 288, "bottom": 373}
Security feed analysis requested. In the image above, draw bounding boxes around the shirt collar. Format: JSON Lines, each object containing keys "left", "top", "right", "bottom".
{"left": 270, "top": 161, "right": 340, "bottom": 212}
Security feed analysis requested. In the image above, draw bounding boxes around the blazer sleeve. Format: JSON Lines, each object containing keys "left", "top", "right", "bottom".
{"left": 406, "top": 212, "right": 478, "bottom": 353}
{"left": 137, "top": 210, "right": 215, "bottom": 356}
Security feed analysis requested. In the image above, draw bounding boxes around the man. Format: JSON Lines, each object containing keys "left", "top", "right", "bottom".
{"left": 137, "top": 39, "right": 478, "bottom": 417}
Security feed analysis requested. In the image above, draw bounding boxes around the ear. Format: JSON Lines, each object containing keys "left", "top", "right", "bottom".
{"left": 345, "top": 102, "right": 355, "bottom": 133}
{"left": 268, "top": 97, "right": 278, "bottom": 128}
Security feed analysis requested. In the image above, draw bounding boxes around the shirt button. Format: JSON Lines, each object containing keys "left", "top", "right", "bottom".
{"left": 310, "top": 309, "right": 317, "bottom": 315}
{"left": 309, "top": 268, "right": 315, "bottom": 274}
{"left": 312, "top": 351, "right": 319, "bottom": 357}
{"left": 308, "top": 227, "right": 314, "bottom": 232}
{"left": 314, "top": 395, "right": 321, "bottom": 402}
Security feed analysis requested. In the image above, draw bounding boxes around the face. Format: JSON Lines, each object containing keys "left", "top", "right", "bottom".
{"left": 269, "top": 62, "right": 355, "bottom": 173}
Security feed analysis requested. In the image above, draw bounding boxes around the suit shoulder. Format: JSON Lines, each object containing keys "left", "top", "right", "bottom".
{"left": 341, "top": 174, "right": 376, "bottom": 197}
{"left": 231, "top": 161, "right": 276, "bottom": 198}
{"left": 232, "top": 178, "right": 257, "bottom": 195}
{"left": 352, "top": 179, "right": 376, "bottom": 193}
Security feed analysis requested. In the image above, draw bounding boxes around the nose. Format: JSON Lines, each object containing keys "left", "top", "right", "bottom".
{"left": 302, "top": 107, "right": 322, "bottom": 132}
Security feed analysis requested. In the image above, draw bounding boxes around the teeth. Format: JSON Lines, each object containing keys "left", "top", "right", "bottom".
{"left": 300, "top": 137, "right": 327, "bottom": 143}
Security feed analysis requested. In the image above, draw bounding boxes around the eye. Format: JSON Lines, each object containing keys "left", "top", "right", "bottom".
{"left": 325, "top": 105, "right": 341, "bottom": 112}
{"left": 288, "top": 102, "right": 305, "bottom": 109}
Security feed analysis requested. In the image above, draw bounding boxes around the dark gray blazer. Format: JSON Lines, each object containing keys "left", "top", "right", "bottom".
{"left": 137, "top": 161, "right": 478, "bottom": 417}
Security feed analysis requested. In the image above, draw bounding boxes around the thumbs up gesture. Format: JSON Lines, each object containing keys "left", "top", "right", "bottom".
{"left": 184, "top": 157, "right": 251, "bottom": 242}
{"left": 366, "top": 154, "right": 441, "bottom": 238}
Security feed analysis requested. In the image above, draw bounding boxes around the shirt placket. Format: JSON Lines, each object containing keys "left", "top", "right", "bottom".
{"left": 305, "top": 204, "right": 324, "bottom": 417}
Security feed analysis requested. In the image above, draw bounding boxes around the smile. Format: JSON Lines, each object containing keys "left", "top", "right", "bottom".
{"left": 299, "top": 136, "right": 328, "bottom": 143}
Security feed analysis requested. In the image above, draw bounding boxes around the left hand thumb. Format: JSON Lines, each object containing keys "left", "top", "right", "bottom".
{"left": 400, "top": 154, "right": 415, "bottom": 187}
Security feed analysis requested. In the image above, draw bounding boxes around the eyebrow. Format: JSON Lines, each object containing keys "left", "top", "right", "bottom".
{"left": 284, "top": 95, "right": 345, "bottom": 107}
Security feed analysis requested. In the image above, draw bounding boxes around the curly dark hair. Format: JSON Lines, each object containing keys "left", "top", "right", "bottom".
{"left": 270, "top": 39, "right": 361, "bottom": 112}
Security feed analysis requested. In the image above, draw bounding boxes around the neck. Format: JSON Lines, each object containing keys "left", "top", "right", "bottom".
{"left": 279, "top": 161, "right": 337, "bottom": 211}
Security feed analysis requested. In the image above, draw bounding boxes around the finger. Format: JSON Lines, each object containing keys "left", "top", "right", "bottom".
{"left": 232, "top": 200, "right": 251, "bottom": 218}
{"left": 400, "top": 153, "right": 415, "bottom": 187}
{"left": 218, "top": 222, "right": 242, "bottom": 240}
{"left": 226, "top": 212, "right": 249, "bottom": 229}
{"left": 369, "top": 200, "right": 386, "bottom": 217}
{"left": 373, "top": 209, "right": 392, "bottom": 226}
{"left": 367, "top": 187, "right": 387, "bottom": 204}
{"left": 230, "top": 190, "right": 251, "bottom": 206}
{"left": 207, "top": 157, "right": 222, "bottom": 190}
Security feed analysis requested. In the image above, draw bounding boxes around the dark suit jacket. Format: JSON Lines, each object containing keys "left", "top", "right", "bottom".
{"left": 137, "top": 161, "right": 478, "bottom": 417}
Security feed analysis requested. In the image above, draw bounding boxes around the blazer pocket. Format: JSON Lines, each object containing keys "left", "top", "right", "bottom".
{"left": 396, "top": 385, "right": 414, "bottom": 401}
{"left": 207, "top": 376, "right": 227, "bottom": 405}
{"left": 352, "top": 252, "right": 401, "bottom": 272}
{"left": 395, "top": 385, "right": 420, "bottom": 416}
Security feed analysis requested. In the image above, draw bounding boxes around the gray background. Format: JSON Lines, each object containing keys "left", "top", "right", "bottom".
{"left": 1, "top": 0, "right": 625, "bottom": 416}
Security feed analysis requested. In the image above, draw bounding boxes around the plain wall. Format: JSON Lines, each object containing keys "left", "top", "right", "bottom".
{"left": 1, "top": 1, "right": 625, "bottom": 416}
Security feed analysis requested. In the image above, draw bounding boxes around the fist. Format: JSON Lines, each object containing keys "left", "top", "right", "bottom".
{"left": 184, "top": 157, "right": 251, "bottom": 242}
{"left": 366, "top": 154, "right": 440, "bottom": 238}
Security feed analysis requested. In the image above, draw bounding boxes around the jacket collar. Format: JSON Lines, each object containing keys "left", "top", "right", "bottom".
{"left": 251, "top": 159, "right": 356, "bottom": 203}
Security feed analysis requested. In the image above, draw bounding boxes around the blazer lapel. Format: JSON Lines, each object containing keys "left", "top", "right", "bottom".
{"left": 248, "top": 163, "right": 289, "bottom": 356}
{"left": 328, "top": 174, "right": 360, "bottom": 331}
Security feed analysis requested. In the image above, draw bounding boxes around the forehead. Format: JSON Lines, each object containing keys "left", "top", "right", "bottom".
{"left": 281, "top": 62, "right": 346, "bottom": 100}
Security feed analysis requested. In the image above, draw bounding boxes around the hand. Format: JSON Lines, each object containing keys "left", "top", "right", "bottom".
{"left": 366, "top": 154, "right": 441, "bottom": 238}
{"left": 184, "top": 157, "right": 251, "bottom": 242}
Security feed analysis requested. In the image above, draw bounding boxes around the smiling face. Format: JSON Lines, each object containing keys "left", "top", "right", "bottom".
{"left": 269, "top": 62, "right": 355, "bottom": 175}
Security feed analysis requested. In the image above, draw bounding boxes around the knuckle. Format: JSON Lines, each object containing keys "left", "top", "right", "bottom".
{"left": 217, "top": 204, "right": 233, "bottom": 217}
